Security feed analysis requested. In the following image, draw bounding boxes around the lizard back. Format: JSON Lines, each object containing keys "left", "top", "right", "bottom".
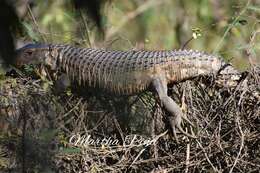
{"left": 52, "top": 44, "right": 229, "bottom": 95}
{"left": 15, "top": 44, "right": 240, "bottom": 95}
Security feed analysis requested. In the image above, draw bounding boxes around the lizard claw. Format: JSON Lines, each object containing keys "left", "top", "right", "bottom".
{"left": 168, "top": 116, "right": 197, "bottom": 142}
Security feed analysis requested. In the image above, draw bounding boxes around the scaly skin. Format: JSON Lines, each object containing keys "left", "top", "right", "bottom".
{"left": 14, "top": 43, "right": 241, "bottom": 141}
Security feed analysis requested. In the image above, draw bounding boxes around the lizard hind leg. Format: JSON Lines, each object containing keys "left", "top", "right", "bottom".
{"left": 152, "top": 77, "right": 197, "bottom": 141}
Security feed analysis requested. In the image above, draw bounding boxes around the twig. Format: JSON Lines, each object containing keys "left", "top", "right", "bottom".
{"left": 27, "top": 5, "right": 47, "bottom": 42}
{"left": 21, "top": 105, "right": 27, "bottom": 173}
{"left": 185, "top": 139, "right": 190, "bottom": 173}
{"left": 181, "top": 37, "right": 193, "bottom": 50}
{"left": 129, "top": 131, "right": 167, "bottom": 166}
{"left": 229, "top": 117, "right": 245, "bottom": 173}
{"left": 105, "top": 35, "right": 134, "bottom": 49}
{"left": 130, "top": 148, "right": 146, "bottom": 166}
{"left": 112, "top": 114, "right": 125, "bottom": 143}
{"left": 213, "top": 0, "right": 251, "bottom": 53}
{"left": 79, "top": 10, "right": 92, "bottom": 47}
{"left": 196, "top": 139, "right": 221, "bottom": 173}
{"left": 105, "top": 0, "right": 169, "bottom": 40}
{"left": 246, "top": 27, "right": 260, "bottom": 67}
{"left": 63, "top": 98, "right": 82, "bottom": 117}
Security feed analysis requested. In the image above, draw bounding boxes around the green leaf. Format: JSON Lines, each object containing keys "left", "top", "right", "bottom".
{"left": 247, "top": 6, "right": 260, "bottom": 13}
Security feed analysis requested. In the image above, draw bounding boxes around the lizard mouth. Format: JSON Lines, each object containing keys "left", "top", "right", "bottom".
{"left": 14, "top": 59, "right": 24, "bottom": 67}
{"left": 13, "top": 49, "right": 25, "bottom": 67}
{"left": 215, "top": 64, "right": 243, "bottom": 87}
{"left": 13, "top": 56, "right": 29, "bottom": 68}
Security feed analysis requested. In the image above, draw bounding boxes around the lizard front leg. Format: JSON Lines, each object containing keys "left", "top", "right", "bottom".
{"left": 152, "top": 76, "right": 196, "bottom": 141}
{"left": 53, "top": 73, "right": 71, "bottom": 94}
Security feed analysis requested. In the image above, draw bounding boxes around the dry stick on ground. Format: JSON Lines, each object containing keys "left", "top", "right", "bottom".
{"left": 130, "top": 131, "right": 167, "bottom": 166}
{"left": 130, "top": 148, "right": 146, "bottom": 167}
{"left": 196, "top": 139, "right": 221, "bottom": 173}
{"left": 87, "top": 112, "right": 111, "bottom": 132}
{"left": 73, "top": 102, "right": 87, "bottom": 133}
{"left": 185, "top": 139, "right": 191, "bottom": 173}
{"left": 112, "top": 114, "right": 125, "bottom": 144}
{"left": 63, "top": 98, "right": 82, "bottom": 118}
{"left": 229, "top": 117, "right": 245, "bottom": 173}
{"left": 21, "top": 106, "right": 27, "bottom": 173}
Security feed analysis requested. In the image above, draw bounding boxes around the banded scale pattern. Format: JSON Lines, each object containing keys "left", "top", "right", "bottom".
{"left": 15, "top": 43, "right": 242, "bottom": 139}
{"left": 47, "top": 44, "right": 233, "bottom": 95}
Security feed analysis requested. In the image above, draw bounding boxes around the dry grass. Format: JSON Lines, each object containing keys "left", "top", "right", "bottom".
{"left": 0, "top": 66, "right": 259, "bottom": 172}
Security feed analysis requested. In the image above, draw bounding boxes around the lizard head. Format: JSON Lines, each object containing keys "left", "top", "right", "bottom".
{"left": 15, "top": 43, "right": 58, "bottom": 70}
{"left": 216, "top": 64, "right": 242, "bottom": 87}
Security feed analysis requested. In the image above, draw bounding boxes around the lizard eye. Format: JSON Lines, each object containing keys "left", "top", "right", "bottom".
{"left": 25, "top": 50, "right": 33, "bottom": 56}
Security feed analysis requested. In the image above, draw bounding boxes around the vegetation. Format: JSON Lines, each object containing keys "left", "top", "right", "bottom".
{"left": 18, "top": 0, "right": 260, "bottom": 69}
{"left": 0, "top": 0, "right": 260, "bottom": 172}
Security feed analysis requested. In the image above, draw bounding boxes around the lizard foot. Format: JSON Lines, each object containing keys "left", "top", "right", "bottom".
{"left": 152, "top": 77, "right": 197, "bottom": 142}
{"left": 168, "top": 115, "right": 197, "bottom": 142}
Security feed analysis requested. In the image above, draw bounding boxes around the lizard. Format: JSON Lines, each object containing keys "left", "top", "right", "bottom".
{"left": 14, "top": 43, "right": 242, "bottom": 140}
